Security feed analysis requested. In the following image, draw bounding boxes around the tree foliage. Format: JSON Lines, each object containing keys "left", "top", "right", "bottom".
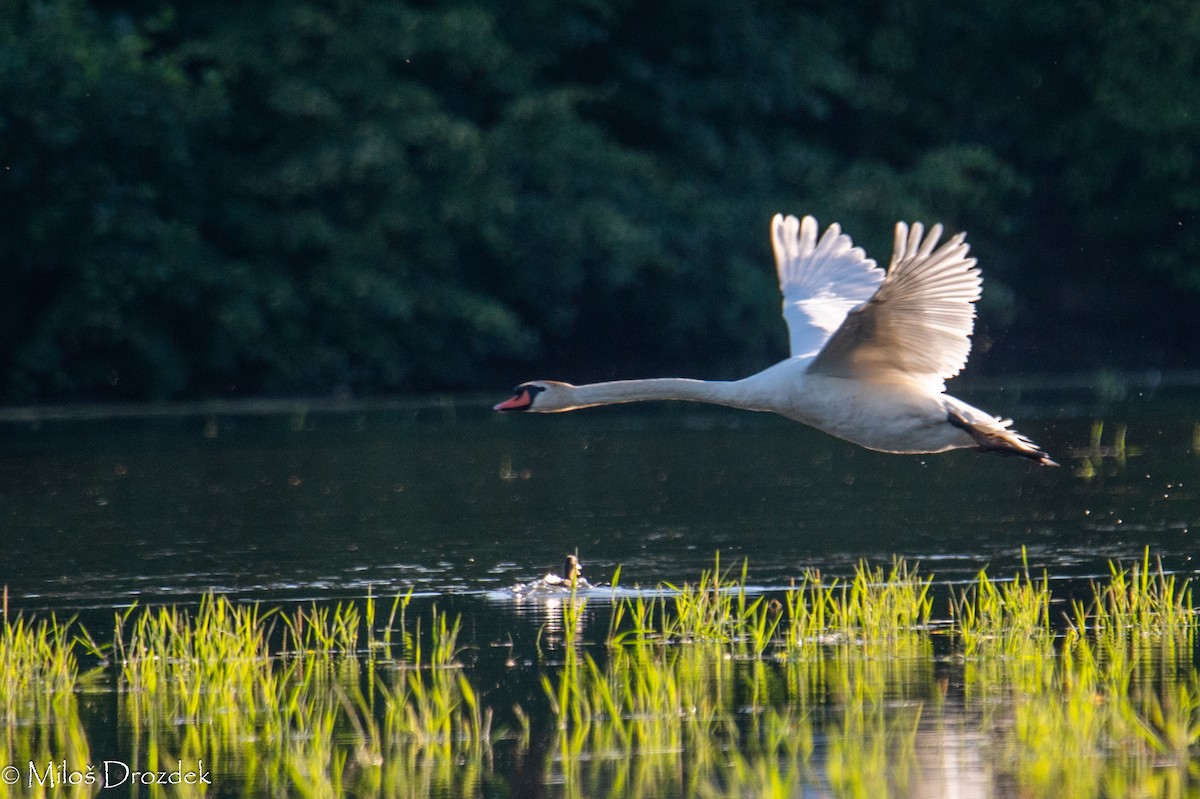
{"left": 1, "top": 0, "right": 1197, "bottom": 401}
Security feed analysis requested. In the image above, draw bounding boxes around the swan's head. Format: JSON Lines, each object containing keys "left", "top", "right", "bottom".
{"left": 494, "top": 381, "right": 574, "bottom": 412}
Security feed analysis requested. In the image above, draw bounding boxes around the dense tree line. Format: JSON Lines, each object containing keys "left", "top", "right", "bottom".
{"left": 1, "top": 0, "right": 1197, "bottom": 402}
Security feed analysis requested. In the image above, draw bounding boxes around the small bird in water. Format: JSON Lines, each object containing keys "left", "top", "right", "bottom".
{"left": 509, "top": 554, "right": 591, "bottom": 598}
{"left": 543, "top": 554, "right": 589, "bottom": 589}
{"left": 497, "top": 215, "right": 1056, "bottom": 465}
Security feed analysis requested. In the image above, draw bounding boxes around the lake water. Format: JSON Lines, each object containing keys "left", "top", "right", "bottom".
{"left": 4, "top": 380, "right": 1197, "bottom": 611}
{"left": 2, "top": 378, "right": 1199, "bottom": 798}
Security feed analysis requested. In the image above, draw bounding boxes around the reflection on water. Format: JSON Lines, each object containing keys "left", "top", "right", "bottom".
{"left": 1, "top": 388, "right": 1197, "bottom": 612}
{"left": 1, "top": 387, "right": 1199, "bottom": 796}
{"left": 3, "top": 569, "right": 1196, "bottom": 799}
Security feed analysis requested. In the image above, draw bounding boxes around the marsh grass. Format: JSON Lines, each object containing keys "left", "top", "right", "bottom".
{"left": 1070, "top": 549, "right": 1194, "bottom": 641}
{"left": 606, "top": 555, "right": 776, "bottom": 650}
{"left": 556, "top": 552, "right": 1200, "bottom": 798}
{"left": 952, "top": 552, "right": 1054, "bottom": 658}
{"left": 0, "top": 614, "right": 82, "bottom": 714}
{"left": 0, "top": 593, "right": 494, "bottom": 799}
{"left": 0, "top": 614, "right": 94, "bottom": 799}
{"left": 606, "top": 556, "right": 933, "bottom": 663}
{"left": 1, "top": 552, "right": 1198, "bottom": 798}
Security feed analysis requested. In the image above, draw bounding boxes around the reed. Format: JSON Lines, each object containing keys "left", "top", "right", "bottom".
{"left": 826, "top": 559, "right": 933, "bottom": 645}
{"left": 0, "top": 613, "right": 80, "bottom": 715}
{"left": 608, "top": 557, "right": 933, "bottom": 662}
{"left": 2, "top": 555, "right": 1199, "bottom": 799}
{"left": 990, "top": 646, "right": 1200, "bottom": 799}
{"left": 608, "top": 554, "right": 767, "bottom": 648}
{"left": 1070, "top": 549, "right": 1194, "bottom": 640}
{"left": 0, "top": 613, "right": 93, "bottom": 799}
{"left": 107, "top": 595, "right": 495, "bottom": 798}
{"left": 952, "top": 553, "right": 1053, "bottom": 659}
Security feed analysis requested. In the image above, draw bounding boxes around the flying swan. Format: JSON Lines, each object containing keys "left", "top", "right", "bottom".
{"left": 496, "top": 215, "right": 1056, "bottom": 465}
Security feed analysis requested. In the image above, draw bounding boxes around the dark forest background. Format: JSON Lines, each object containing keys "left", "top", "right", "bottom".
{"left": 2, "top": 0, "right": 1197, "bottom": 402}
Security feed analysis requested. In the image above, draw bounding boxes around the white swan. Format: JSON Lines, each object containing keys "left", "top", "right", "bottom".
{"left": 496, "top": 215, "right": 1056, "bottom": 465}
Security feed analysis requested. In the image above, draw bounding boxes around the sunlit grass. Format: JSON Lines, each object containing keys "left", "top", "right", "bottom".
{"left": 606, "top": 555, "right": 783, "bottom": 652}
{"left": 563, "top": 552, "right": 1200, "bottom": 798}
{"left": 0, "top": 593, "right": 493, "bottom": 799}
{"left": 952, "top": 551, "right": 1053, "bottom": 658}
{"left": 0, "top": 614, "right": 84, "bottom": 717}
{"left": 0, "top": 551, "right": 1197, "bottom": 798}
{"left": 607, "top": 556, "right": 933, "bottom": 661}
{"left": 1071, "top": 549, "right": 1194, "bottom": 640}
{"left": 0, "top": 614, "right": 95, "bottom": 799}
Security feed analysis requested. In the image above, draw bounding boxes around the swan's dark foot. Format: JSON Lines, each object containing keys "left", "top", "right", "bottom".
{"left": 947, "top": 407, "right": 1059, "bottom": 466}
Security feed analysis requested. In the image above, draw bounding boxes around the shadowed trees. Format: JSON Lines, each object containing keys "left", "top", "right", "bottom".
{"left": 1, "top": 0, "right": 1196, "bottom": 401}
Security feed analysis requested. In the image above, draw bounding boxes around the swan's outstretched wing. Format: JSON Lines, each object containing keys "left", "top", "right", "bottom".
{"left": 809, "top": 221, "right": 980, "bottom": 383}
{"left": 772, "top": 215, "right": 885, "bottom": 359}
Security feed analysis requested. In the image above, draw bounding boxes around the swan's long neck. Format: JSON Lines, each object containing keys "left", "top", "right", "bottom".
{"left": 559, "top": 378, "right": 764, "bottom": 412}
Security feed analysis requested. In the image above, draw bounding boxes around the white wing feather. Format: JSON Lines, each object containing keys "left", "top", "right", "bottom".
{"left": 808, "top": 220, "right": 981, "bottom": 383}
{"left": 771, "top": 214, "right": 884, "bottom": 359}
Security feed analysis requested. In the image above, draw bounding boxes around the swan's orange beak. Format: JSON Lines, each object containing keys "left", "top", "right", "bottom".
{"left": 494, "top": 390, "right": 533, "bottom": 411}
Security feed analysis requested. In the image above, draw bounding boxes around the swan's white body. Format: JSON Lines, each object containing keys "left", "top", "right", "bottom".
{"left": 496, "top": 215, "right": 1055, "bottom": 465}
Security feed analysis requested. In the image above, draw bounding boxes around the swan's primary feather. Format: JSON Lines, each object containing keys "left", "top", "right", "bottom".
{"left": 771, "top": 214, "right": 884, "bottom": 359}
{"left": 807, "top": 220, "right": 981, "bottom": 384}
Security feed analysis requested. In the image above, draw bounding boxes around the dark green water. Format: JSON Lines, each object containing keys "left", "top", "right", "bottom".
{"left": 2, "top": 384, "right": 1197, "bottom": 611}
{"left": 2, "top": 382, "right": 1199, "bottom": 798}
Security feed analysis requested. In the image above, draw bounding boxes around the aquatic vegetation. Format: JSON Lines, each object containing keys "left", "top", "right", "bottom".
{"left": 0, "top": 615, "right": 94, "bottom": 799}
{"left": 0, "top": 594, "right": 494, "bottom": 799}
{"left": 0, "top": 554, "right": 1198, "bottom": 798}
{"left": 607, "top": 556, "right": 933, "bottom": 661}
{"left": 822, "top": 558, "right": 934, "bottom": 648}
{"left": 952, "top": 555, "right": 1053, "bottom": 658}
{"left": 555, "top": 553, "right": 1199, "bottom": 798}
{"left": 1074, "top": 550, "right": 1194, "bottom": 640}
{"left": 0, "top": 614, "right": 84, "bottom": 718}
{"left": 607, "top": 556, "right": 787, "bottom": 655}
{"left": 1073, "top": 419, "right": 1146, "bottom": 477}
{"left": 985, "top": 635, "right": 1200, "bottom": 799}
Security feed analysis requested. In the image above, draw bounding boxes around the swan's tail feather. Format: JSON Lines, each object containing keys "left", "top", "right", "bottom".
{"left": 946, "top": 405, "right": 1058, "bottom": 466}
